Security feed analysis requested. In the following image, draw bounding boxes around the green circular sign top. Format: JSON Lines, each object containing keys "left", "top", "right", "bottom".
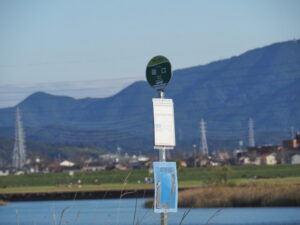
{"left": 146, "top": 55, "right": 172, "bottom": 91}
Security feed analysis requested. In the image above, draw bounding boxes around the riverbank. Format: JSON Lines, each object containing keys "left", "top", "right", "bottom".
{"left": 0, "top": 187, "right": 154, "bottom": 201}
{"left": 1, "top": 165, "right": 299, "bottom": 204}
{"left": 0, "top": 185, "right": 200, "bottom": 201}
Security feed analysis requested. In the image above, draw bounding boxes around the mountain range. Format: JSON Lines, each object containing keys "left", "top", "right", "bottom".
{"left": 0, "top": 40, "right": 299, "bottom": 158}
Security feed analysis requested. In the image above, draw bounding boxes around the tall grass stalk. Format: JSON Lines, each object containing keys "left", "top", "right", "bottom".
{"left": 139, "top": 197, "right": 156, "bottom": 225}
{"left": 116, "top": 172, "right": 132, "bottom": 225}
{"left": 51, "top": 207, "right": 57, "bottom": 225}
{"left": 58, "top": 206, "right": 70, "bottom": 225}
{"left": 132, "top": 197, "right": 138, "bottom": 225}
{"left": 178, "top": 208, "right": 192, "bottom": 225}
{"left": 15, "top": 209, "right": 20, "bottom": 225}
{"left": 205, "top": 209, "right": 222, "bottom": 225}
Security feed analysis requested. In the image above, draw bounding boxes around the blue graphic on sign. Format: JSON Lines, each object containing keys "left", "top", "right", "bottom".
{"left": 153, "top": 162, "right": 178, "bottom": 213}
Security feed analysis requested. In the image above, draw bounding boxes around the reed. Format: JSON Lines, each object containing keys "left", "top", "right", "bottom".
{"left": 0, "top": 200, "right": 7, "bottom": 206}
{"left": 144, "top": 183, "right": 300, "bottom": 208}
{"left": 178, "top": 184, "right": 300, "bottom": 208}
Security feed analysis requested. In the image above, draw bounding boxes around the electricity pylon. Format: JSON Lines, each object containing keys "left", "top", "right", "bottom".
{"left": 199, "top": 119, "right": 209, "bottom": 155}
{"left": 248, "top": 118, "right": 255, "bottom": 147}
{"left": 12, "top": 107, "right": 26, "bottom": 169}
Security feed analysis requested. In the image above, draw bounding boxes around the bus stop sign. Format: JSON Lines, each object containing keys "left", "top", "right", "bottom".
{"left": 146, "top": 55, "right": 172, "bottom": 91}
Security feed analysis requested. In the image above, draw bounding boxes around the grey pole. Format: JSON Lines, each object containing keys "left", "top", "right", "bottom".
{"left": 158, "top": 90, "right": 167, "bottom": 225}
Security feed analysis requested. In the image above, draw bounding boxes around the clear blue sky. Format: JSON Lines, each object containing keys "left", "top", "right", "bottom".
{"left": 0, "top": 0, "right": 300, "bottom": 107}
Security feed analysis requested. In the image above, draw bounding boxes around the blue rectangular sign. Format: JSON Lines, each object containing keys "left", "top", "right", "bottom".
{"left": 153, "top": 161, "right": 178, "bottom": 213}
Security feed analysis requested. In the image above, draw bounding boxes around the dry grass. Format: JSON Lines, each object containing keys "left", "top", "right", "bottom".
{"left": 0, "top": 200, "right": 7, "bottom": 206}
{"left": 144, "top": 183, "right": 300, "bottom": 208}
{"left": 178, "top": 184, "right": 300, "bottom": 208}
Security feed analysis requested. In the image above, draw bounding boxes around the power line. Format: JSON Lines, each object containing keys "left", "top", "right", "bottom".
{"left": 0, "top": 61, "right": 299, "bottom": 96}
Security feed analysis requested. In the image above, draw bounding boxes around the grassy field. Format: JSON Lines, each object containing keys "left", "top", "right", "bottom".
{"left": 0, "top": 169, "right": 150, "bottom": 188}
{"left": 0, "top": 184, "right": 154, "bottom": 194}
{"left": 0, "top": 164, "right": 299, "bottom": 194}
{"left": 1, "top": 164, "right": 300, "bottom": 207}
{"left": 177, "top": 164, "right": 300, "bottom": 181}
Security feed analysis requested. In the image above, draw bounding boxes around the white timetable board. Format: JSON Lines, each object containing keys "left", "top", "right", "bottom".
{"left": 152, "top": 98, "right": 176, "bottom": 147}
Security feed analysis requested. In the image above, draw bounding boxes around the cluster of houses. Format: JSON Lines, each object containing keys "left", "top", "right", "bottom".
{"left": 0, "top": 153, "right": 151, "bottom": 176}
{"left": 186, "top": 133, "right": 300, "bottom": 167}
{"left": 1, "top": 133, "right": 300, "bottom": 176}
{"left": 238, "top": 133, "right": 300, "bottom": 166}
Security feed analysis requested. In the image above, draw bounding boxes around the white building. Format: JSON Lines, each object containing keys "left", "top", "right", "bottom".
{"left": 60, "top": 160, "right": 75, "bottom": 167}
{"left": 259, "top": 153, "right": 277, "bottom": 165}
{"left": 291, "top": 154, "right": 300, "bottom": 164}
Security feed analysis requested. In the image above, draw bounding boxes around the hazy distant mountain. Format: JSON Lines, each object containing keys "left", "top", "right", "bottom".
{"left": 0, "top": 77, "right": 139, "bottom": 108}
{"left": 0, "top": 40, "right": 299, "bottom": 154}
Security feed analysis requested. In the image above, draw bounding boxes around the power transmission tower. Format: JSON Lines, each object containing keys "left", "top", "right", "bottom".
{"left": 291, "top": 126, "right": 295, "bottom": 139}
{"left": 248, "top": 118, "right": 255, "bottom": 147}
{"left": 12, "top": 107, "right": 26, "bottom": 169}
{"left": 239, "top": 140, "right": 244, "bottom": 151}
{"left": 199, "top": 119, "right": 209, "bottom": 155}
{"left": 192, "top": 144, "right": 197, "bottom": 167}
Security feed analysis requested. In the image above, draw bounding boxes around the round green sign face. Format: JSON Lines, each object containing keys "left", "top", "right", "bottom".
{"left": 146, "top": 55, "right": 172, "bottom": 91}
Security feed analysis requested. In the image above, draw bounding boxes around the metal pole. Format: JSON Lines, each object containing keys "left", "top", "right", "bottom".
{"left": 159, "top": 146, "right": 167, "bottom": 225}
{"left": 158, "top": 89, "right": 167, "bottom": 225}
{"left": 160, "top": 212, "right": 167, "bottom": 225}
{"left": 159, "top": 147, "right": 166, "bottom": 161}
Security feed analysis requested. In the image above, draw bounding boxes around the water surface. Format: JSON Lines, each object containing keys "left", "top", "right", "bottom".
{"left": 0, "top": 198, "right": 299, "bottom": 225}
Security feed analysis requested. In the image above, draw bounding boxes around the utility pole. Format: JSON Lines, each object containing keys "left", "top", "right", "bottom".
{"left": 248, "top": 118, "right": 255, "bottom": 147}
{"left": 12, "top": 107, "right": 26, "bottom": 169}
{"left": 199, "top": 119, "right": 208, "bottom": 155}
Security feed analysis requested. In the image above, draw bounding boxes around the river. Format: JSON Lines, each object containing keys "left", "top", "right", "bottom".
{"left": 0, "top": 198, "right": 299, "bottom": 225}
